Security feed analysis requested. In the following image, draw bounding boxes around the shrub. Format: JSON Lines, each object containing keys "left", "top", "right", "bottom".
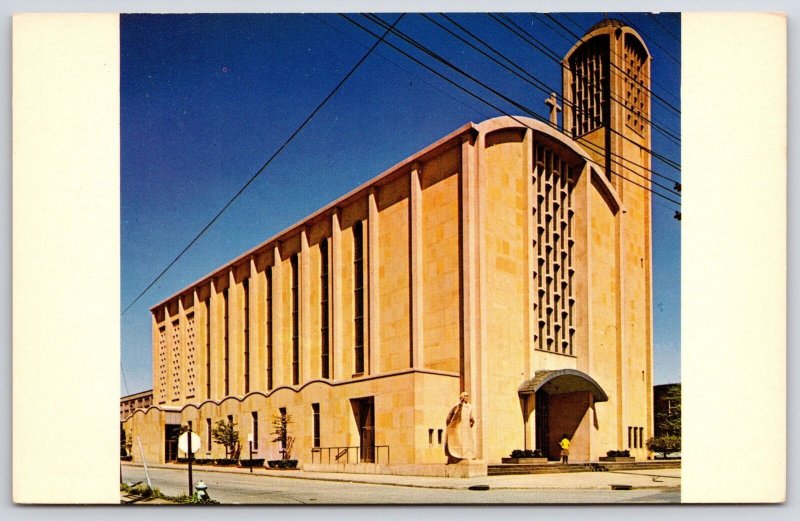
{"left": 606, "top": 450, "right": 631, "bottom": 457}
{"left": 239, "top": 458, "right": 265, "bottom": 468}
{"left": 509, "top": 449, "right": 543, "bottom": 458}
{"left": 646, "top": 435, "right": 681, "bottom": 458}
{"left": 169, "top": 493, "right": 220, "bottom": 505}
{"left": 267, "top": 459, "right": 298, "bottom": 469}
{"left": 176, "top": 457, "right": 214, "bottom": 465}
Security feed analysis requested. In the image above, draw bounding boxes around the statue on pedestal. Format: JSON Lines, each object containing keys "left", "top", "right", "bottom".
{"left": 444, "top": 392, "right": 476, "bottom": 463}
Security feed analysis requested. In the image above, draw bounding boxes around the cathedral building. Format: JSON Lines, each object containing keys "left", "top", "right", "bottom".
{"left": 123, "top": 19, "right": 655, "bottom": 476}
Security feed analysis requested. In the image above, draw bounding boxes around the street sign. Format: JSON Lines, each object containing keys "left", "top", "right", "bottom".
{"left": 178, "top": 432, "right": 202, "bottom": 454}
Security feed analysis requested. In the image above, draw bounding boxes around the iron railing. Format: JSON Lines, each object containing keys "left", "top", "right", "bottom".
{"left": 310, "top": 445, "right": 390, "bottom": 465}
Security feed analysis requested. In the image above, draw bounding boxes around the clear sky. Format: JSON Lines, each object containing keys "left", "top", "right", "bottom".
{"left": 120, "top": 12, "right": 681, "bottom": 396}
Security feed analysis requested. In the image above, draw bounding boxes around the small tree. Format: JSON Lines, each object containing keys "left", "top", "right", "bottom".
{"left": 211, "top": 419, "right": 241, "bottom": 460}
{"left": 646, "top": 435, "right": 681, "bottom": 458}
{"left": 647, "top": 384, "right": 682, "bottom": 458}
{"left": 656, "top": 385, "right": 681, "bottom": 437}
{"left": 271, "top": 412, "right": 295, "bottom": 460}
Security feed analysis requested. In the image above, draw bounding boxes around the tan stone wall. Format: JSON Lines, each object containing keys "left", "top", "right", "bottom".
{"left": 376, "top": 174, "right": 410, "bottom": 373}
{"left": 124, "top": 370, "right": 459, "bottom": 466}
{"left": 481, "top": 127, "right": 530, "bottom": 463}
{"left": 141, "top": 112, "right": 654, "bottom": 469}
{"left": 420, "top": 146, "right": 461, "bottom": 374}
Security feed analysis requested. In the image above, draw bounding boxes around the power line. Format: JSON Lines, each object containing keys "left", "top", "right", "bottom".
{"left": 360, "top": 13, "right": 680, "bottom": 203}
{"left": 311, "top": 14, "right": 486, "bottom": 120}
{"left": 491, "top": 13, "right": 682, "bottom": 171}
{"left": 120, "top": 14, "right": 405, "bottom": 316}
{"left": 616, "top": 13, "right": 682, "bottom": 66}
{"left": 348, "top": 14, "right": 680, "bottom": 207}
{"left": 121, "top": 363, "right": 130, "bottom": 395}
{"left": 650, "top": 13, "right": 681, "bottom": 44}
{"left": 495, "top": 13, "right": 681, "bottom": 143}
{"left": 483, "top": 13, "right": 682, "bottom": 148}
{"left": 551, "top": 13, "right": 683, "bottom": 116}
{"left": 427, "top": 13, "right": 680, "bottom": 195}
{"left": 556, "top": 12, "right": 683, "bottom": 108}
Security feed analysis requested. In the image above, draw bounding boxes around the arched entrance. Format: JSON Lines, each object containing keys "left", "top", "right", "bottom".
{"left": 518, "top": 369, "right": 608, "bottom": 462}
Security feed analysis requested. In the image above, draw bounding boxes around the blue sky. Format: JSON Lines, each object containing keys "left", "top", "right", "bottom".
{"left": 121, "top": 12, "right": 681, "bottom": 395}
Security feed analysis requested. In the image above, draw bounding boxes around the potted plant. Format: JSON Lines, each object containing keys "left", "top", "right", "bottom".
{"left": 211, "top": 419, "right": 241, "bottom": 465}
{"left": 501, "top": 449, "right": 548, "bottom": 465}
{"left": 267, "top": 412, "right": 298, "bottom": 469}
{"left": 599, "top": 449, "right": 635, "bottom": 462}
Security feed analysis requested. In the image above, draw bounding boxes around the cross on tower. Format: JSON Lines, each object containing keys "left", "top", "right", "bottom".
{"left": 545, "top": 92, "right": 562, "bottom": 127}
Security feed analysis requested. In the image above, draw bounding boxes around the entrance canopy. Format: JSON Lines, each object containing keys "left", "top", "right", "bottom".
{"left": 518, "top": 369, "right": 609, "bottom": 402}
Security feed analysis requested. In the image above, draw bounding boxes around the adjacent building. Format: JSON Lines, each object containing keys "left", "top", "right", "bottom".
{"left": 120, "top": 389, "right": 153, "bottom": 422}
{"left": 123, "top": 19, "right": 656, "bottom": 475}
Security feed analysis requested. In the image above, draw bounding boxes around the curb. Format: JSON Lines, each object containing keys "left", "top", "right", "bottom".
{"left": 121, "top": 463, "right": 681, "bottom": 492}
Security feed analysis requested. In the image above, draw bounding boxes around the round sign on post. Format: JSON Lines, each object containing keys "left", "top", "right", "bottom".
{"left": 178, "top": 432, "right": 202, "bottom": 454}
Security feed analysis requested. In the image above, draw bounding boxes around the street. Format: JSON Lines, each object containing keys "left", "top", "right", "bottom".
{"left": 121, "top": 465, "right": 680, "bottom": 505}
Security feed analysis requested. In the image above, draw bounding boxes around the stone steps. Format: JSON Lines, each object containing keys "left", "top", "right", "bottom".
{"left": 487, "top": 460, "right": 681, "bottom": 476}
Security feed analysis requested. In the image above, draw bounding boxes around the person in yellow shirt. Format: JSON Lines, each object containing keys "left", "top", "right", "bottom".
{"left": 559, "top": 434, "right": 570, "bottom": 464}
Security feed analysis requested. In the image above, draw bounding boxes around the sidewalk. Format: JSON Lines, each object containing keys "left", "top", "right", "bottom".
{"left": 122, "top": 462, "right": 680, "bottom": 491}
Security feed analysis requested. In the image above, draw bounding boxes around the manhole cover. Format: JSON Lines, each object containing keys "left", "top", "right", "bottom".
{"left": 611, "top": 484, "right": 633, "bottom": 490}
{"left": 468, "top": 484, "right": 490, "bottom": 491}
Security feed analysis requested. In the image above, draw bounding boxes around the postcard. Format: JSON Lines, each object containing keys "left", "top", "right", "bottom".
{"left": 12, "top": 10, "right": 786, "bottom": 505}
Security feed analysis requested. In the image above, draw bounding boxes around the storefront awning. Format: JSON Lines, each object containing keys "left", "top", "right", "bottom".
{"left": 518, "top": 369, "right": 609, "bottom": 402}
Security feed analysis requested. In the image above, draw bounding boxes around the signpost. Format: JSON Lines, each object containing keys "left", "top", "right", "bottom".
{"left": 178, "top": 430, "right": 202, "bottom": 496}
{"left": 247, "top": 433, "right": 254, "bottom": 473}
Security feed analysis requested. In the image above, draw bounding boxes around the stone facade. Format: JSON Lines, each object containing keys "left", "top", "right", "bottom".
{"left": 123, "top": 21, "right": 655, "bottom": 474}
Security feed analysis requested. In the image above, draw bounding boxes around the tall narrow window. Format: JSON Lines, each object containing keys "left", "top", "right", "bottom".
{"left": 266, "top": 269, "right": 273, "bottom": 390}
{"left": 291, "top": 254, "right": 299, "bottom": 385}
{"left": 251, "top": 411, "right": 259, "bottom": 450}
{"left": 628, "top": 426, "right": 632, "bottom": 449}
{"left": 633, "top": 426, "right": 638, "bottom": 449}
{"left": 312, "top": 403, "right": 320, "bottom": 448}
{"left": 223, "top": 288, "right": 229, "bottom": 396}
{"left": 639, "top": 427, "right": 644, "bottom": 449}
{"left": 205, "top": 298, "right": 211, "bottom": 399}
{"left": 279, "top": 407, "right": 288, "bottom": 454}
{"left": 353, "top": 221, "right": 364, "bottom": 375}
{"left": 320, "top": 239, "right": 330, "bottom": 379}
{"left": 243, "top": 278, "right": 250, "bottom": 394}
{"left": 206, "top": 418, "right": 212, "bottom": 451}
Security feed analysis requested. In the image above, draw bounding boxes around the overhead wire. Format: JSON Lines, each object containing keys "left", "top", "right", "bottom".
{"left": 120, "top": 14, "right": 405, "bottom": 316}
{"left": 556, "top": 12, "right": 683, "bottom": 108}
{"left": 491, "top": 13, "right": 681, "bottom": 145}
{"left": 493, "top": 13, "right": 681, "bottom": 171}
{"left": 359, "top": 13, "right": 681, "bottom": 203}
{"left": 349, "top": 14, "right": 681, "bottom": 207}
{"left": 549, "top": 13, "right": 683, "bottom": 115}
{"left": 616, "top": 12, "right": 682, "bottom": 66}
{"left": 460, "top": 13, "right": 681, "bottom": 173}
{"left": 650, "top": 13, "right": 681, "bottom": 44}
{"left": 427, "top": 13, "right": 681, "bottom": 196}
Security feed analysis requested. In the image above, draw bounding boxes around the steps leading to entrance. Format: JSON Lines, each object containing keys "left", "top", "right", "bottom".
{"left": 487, "top": 460, "right": 681, "bottom": 476}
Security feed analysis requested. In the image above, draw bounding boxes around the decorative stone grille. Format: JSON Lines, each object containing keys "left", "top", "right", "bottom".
{"left": 533, "top": 143, "right": 576, "bottom": 355}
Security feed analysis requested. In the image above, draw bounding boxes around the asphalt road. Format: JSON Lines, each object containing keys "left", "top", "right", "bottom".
{"left": 121, "top": 465, "right": 679, "bottom": 505}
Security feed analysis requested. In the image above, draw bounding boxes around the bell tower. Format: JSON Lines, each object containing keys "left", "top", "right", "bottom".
{"left": 561, "top": 19, "right": 652, "bottom": 199}
{"left": 561, "top": 19, "right": 655, "bottom": 455}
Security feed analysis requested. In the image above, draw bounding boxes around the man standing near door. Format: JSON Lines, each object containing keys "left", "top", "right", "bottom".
{"left": 559, "top": 434, "right": 571, "bottom": 464}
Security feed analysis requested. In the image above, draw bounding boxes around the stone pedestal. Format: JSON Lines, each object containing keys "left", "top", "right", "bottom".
{"left": 445, "top": 460, "right": 487, "bottom": 478}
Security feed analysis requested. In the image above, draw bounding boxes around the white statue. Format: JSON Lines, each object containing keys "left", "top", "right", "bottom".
{"left": 445, "top": 392, "right": 476, "bottom": 462}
